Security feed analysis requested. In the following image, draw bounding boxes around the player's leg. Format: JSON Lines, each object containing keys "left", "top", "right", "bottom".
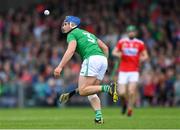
{"left": 78, "top": 76, "right": 104, "bottom": 124}
{"left": 78, "top": 75, "right": 117, "bottom": 98}
{"left": 59, "top": 82, "right": 117, "bottom": 103}
{"left": 127, "top": 82, "right": 137, "bottom": 116}
{"left": 78, "top": 76, "right": 101, "bottom": 95}
{"left": 79, "top": 55, "right": 117, "bottom": 124}
{"left": 117, "top": 72, "right": 128, "bottom": 115}
{"left": 88, "top": 94, "right": 103, "bottom": 124}
{"left": 59, "top": 88, "right": 78, "bottom": 103}
{"left": 78, "top": 56, "right": 117, "bottom": 99}
{"left": 87, "top": 79, "right": 104, "bottom": 123}
{"left": 59, "top": 80, "right": 103, "bottom": 123}
{"left": 88, "top": 79, "right": 101, "bottom": 109}
{"left": 118, "top": 84, "right": 128, "bottom": 114}
{"left": 127, "top": 72, "right": 139, "bottom": 116}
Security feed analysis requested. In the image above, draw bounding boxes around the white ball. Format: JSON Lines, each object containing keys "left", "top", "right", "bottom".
{"left": 44, "top": 10, "right": 50, "bottom": 15}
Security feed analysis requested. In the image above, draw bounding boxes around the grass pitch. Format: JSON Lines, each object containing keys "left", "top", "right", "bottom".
{"left": 0, "top": 107, "right": 180, "bottom": 129}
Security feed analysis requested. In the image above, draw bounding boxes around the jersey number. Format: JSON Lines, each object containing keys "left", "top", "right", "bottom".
{"left": 83, "top": 32, "right": 95, "bottom": 43}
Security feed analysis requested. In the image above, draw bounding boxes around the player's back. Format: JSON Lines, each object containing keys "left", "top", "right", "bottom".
{"left": 67, "top": 28, "right": 104, "bottom": 60}
{"left": 117, "top": 38, "right": 145, "bottom": 71}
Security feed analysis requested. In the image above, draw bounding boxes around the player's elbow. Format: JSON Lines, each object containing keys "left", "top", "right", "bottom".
{"left": 143, "top": 54, "right": 149, "bottom": 61}
{"left": 145, "top": 55, "right": 149, "bottom": 60}
{"left": 112, "top": 51, "right": 116, "bottom": 56}
{"left": 141, "top": 55, "right": 149, "bottom": 62}
{"left": 112, "top": 50, "right": 119, "bottom": 57}
{"left": 103, "top": 46, "right": 109, "bottom": 54}
{"left": 104, "top": 45, "right": 108, "bottom": 52}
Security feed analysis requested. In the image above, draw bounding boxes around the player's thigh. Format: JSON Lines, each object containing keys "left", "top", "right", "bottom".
{"left": 78, "top": 76, "right": 101, "bottom": 89}
{"left": 95, "top": 79, "right": 101, "bottom": 85}
{"left": 117, "top": 84, "right": 127, "bottom": 95}
{"left": 79, "top": 56, "right": 98, "bottom": 89}
{"left": 117, "top": 72, "right": 128, "bottom": 95}
{"left": 78, "top": 75, "right": 97, "bottom": 90}
{"left": 128, "top": 72, "right": 139, "bottom": 95}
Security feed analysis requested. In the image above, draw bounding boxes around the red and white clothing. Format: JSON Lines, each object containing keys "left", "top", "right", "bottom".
{"left": 116, "top": 37, "right": 146, "bottom": 84}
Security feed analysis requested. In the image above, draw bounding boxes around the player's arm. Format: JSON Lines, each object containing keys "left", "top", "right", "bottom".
{"left": 97, "top": 39, "right": 109, "bottom": 58}
{"left": 140, "top": 50, "right": 149, "bottom": 62}
{"left": 57, "top": 40, "right": 77, "bottom": 69}
{"left": 112, "top": 47, "right": 122, "bottom": 58}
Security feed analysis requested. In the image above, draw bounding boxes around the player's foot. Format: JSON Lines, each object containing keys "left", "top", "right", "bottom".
{"left": 94, "top": 118, "right": 104, "bottom": 124}
{"left": 127, "top": 108, "right": 133, "bottom": 117}
{"left": 59, "top": 93, "right": 70, "bottom": 103}
{"left": 121, "top": 101, "right": 127, "bottom": 115}
{"left": 109, "top": 82, "right": 118, "bottom": 102}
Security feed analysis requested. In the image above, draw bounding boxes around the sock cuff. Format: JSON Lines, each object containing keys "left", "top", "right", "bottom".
{"left": 101, "top": 85, "right": 110, "bottom": 92}
{"left": 95, "top": 110, "right": 102, "bottom": 113}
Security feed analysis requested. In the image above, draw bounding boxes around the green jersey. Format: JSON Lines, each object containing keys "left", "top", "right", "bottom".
{"left": 67, "top": 28, "right": 105, "bottom": 60}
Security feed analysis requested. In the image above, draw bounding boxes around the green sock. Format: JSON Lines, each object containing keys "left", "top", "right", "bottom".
{"left": 95, "top": 110, "right": 102, "bottom": 120}
{"left": 101, "top": 85, "right": 111, "bottom": 93}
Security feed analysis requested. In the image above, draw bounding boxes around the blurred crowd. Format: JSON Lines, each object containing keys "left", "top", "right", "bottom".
{"left": 0, "top": 0, "right": 180, "bottom": 107}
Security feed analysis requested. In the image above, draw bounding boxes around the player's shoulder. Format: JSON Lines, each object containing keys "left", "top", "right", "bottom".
{"left": 67, "top": 28, "right": 79, "bottom": 38}
{"left": 133, "top": 38, "right": 144, "bottom": 45}
{"left": 81, "top": 28, "right": 93, "bottom": 34}
{"left": 118, "top": 37, "right": 129, "bottom": 43}
{"left": 78, "top": 28, "right": 93, "bottom": 35}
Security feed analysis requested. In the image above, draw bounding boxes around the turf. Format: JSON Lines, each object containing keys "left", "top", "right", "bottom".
{"left": 0, "top": 107, "right": 180, "bottom": 129}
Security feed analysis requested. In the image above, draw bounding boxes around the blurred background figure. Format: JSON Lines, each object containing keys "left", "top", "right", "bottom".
{"left": 112, "top": 25, "right": 149, "bottom": 116}
{"left": 0, "top": 0, "right": 179, "bottom": 108}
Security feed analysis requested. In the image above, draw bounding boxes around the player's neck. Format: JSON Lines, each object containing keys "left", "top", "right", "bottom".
{"left": 129, "top": 37, "right": 135, "bottom": 40}
{"left": 67, "top": 27, "right": 78, "bottom": 34}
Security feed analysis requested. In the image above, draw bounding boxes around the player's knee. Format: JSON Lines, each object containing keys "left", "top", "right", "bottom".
{"left": 118, "top": 89, "right": 125, "bottom": 96}
{"left": 128, "top": 83, "right": 137, "bottom": 94}
{"left": 129, "top": 89, "right": 135, "bottom": 96}
{"left": 88, "top": 94, "right": 99, "bottom": 101}
{"left": 79, "top": 87, "right": 86, "bottom": 96}
{"left": 117, "top": 86, "right": 126, "bottom": 96}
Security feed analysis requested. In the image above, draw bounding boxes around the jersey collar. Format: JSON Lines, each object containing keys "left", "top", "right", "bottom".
{"left": 67, "top": 27, "right": 78, "bottom": 34}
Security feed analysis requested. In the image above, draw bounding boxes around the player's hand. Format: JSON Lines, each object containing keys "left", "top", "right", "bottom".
{"left": 54, "top": 66, "right": 63, "bottom": 78}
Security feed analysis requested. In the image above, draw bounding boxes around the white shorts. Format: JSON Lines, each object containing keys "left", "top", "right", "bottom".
{"left": 118, "top": 71, "right": 139, "bottom": 84}
{"left": 80, "top": 55, "right": 108, "bottom": 80}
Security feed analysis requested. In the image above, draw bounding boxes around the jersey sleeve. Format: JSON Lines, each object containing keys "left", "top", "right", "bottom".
{"left": 139, "top": 41, "right": 146, "bottom": 52}
{"left": 67, "top": 33, "right": 76, "bottom": 43}
{"left": 116, "top": 40, "right": 123, "bottom": 51}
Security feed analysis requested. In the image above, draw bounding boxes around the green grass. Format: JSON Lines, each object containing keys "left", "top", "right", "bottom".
{"left": 0, "top": 107, "right": 180, "bottom": 129}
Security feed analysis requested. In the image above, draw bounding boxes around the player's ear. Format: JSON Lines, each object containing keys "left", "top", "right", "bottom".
{"left": 70, "top": 22, "right": 77, "bottom": 29}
